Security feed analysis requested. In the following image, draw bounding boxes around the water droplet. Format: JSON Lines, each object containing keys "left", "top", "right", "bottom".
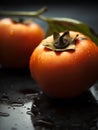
{"left": 8, "top": 106, "right": 11, "bottom": 109}
{"left": 87, "top": 50, "right": 91, "bottom": 57}
{"left": 39, "top": 91, "right": 44, "bottom": 95}
{"left": 2, "top": 92, "right": 7, "bottom": 96}
{"left": 26, "top": 111, "right": 35, "bottom": 116}
{"left": 27, "top": 107, "right": 30, "bottom": 110}
{"left": 20, "top": 88, "right": 39, "bottom": 100}
{"left": 34, "top": 118, "right": 54, "bottom": 128}
{"left": 14, "top": 123, "right": 17, "bottom": 126}
{"left": 31, "top": 104, "right": 40, "bottom": 116}
{"left": 1, "top": 95, "right": 9, "bottom": 102}
{"left": 17, "top": 97, "right": 21, "bottom": 101}
{"left": 0, "top": 112, "right": 10, "bottom": 117}
{"left": 88, "top": 118, "right": 98, "bottom": 130}
{"left": 21, "top": 112, "right": 23, "bottom": 114}
{"left": 11, "top": 127, "right": 17, "bottom": 130}
{"left": 33, "top": 96, "right": 40, "bottom": 107}
{"left": 20, "top": 88, "right": 38, "bottom": 95}
{"left": 10, "top": 102, "right": 24, "bottom": 107}
{"left": 10, "top": 30, "right": 14, "bottom": 36}
{"left": 25, "top": 93, "right": 39, "bottom": 98}
{"left": 24, "top": 106, "right": 26, "bottom": 108}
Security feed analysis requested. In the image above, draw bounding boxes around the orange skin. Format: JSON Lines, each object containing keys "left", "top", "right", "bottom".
{"left": 29, "top": 31, "right": 98, "bottom": 98}
{"left": 0, "top": 18, "right": 45, "bottom": 68}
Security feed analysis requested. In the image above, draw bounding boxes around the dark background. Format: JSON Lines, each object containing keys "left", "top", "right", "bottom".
{"left": 0, "top": 1, "right": 98, "bottom": 130}
{"left": 0, "top": 0, "right": 97, "bottom": 5}
{"left": 0, "top": 0, "right": 98, "bottom": 33}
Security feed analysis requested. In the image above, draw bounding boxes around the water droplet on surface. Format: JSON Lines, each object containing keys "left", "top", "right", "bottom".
{"left": 26, "top": 111, "right": 35, "bottom": 116}
{"left": 24, "top": 105, "right": 26, "bottom": 108}
{"left": 1, "top": 95, "right": 9, "bottom": 102}
{"left": 11, "top": 127, "right": 17, "bottom": 130}
{"left": 10, "top": 102, "right": 24, "bottom": 107}
{"left": 2, "top": 92, "right": 7, "bottom": 96}
{"left": 8, "top": 106, "right": 11, "bottom": 109}
{"left": 17, "top": 97, "right": 21, "bottom": 101}
{"left": 14, "top": 123, "right": 17, "bottom": 126}
{"left": 27, "top": 107, "right": 30, "bottom": 110}
{"left": 39, "top": 91, "right": 44, "bottom": 95}
{"left": 25, "top": 93, "right": 39, "bottom": 98}
{"left": 88, "top": 118, "right": 98, "bottom": 130}
{"left": 31, "top": 104, "right": 41, "bottom": 116}
{"left": 0, "top": 112, "right": 10, "bottom": 117}
{"left": 33, "top": 96, "right": 40, "bottom": 107}
{"left": 34, "top": 118, "right": 54, "bottom": 128}
{"left": 20, "top": 89, "right": 38, "bottom": 95}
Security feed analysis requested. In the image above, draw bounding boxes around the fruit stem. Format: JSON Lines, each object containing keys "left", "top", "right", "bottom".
{"left": 0, "top": 6, "right": 47, "bottom": 17}
{"left": 53, "top": 30, "right": 78, "bottom": 49}
{"left": 42, "top": 30, "right": 79, "bottom": 51}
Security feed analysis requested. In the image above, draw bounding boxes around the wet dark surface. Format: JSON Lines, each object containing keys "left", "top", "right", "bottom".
{"left": 0, "top": 67, "right": 98, "bottom": 130}
{"left": 0, "top": 3, "right": 98, "bottom": 130}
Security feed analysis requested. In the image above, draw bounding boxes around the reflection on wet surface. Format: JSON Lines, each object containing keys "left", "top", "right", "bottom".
{"left": 30, "top": 90, "right": 98, "bottom": 130}
{"left": 0, "top": 68, "right": 98, "bottom": 130}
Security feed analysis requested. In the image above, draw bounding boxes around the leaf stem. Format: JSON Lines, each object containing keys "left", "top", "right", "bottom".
{"left": 0, "top": 6, "right": 48, "bottom": 17}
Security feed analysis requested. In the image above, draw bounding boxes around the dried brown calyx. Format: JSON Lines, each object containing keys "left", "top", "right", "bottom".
{"left": 43, "top": 30, "right": 79, "bottom": 51}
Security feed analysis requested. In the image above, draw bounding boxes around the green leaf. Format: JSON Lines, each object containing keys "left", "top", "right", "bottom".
{"left": 45, "top": 17, "right": 98, "bottom": 46}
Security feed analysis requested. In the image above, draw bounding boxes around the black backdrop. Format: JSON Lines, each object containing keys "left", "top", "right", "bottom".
{"left": 0, "top": 0, "right": 97, "bottom": 5}
{"left": 0, "top": 1, "right": 98, "bottom": 130}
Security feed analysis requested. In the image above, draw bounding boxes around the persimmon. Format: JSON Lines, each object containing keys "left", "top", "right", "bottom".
{"left": 0, "top": 18, "right": 45, "bottom": 68}
{"left": 29, "top": 30, "right": 98, "bottom": 98}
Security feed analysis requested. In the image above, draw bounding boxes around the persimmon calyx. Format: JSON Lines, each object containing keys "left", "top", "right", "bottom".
{"left": 12, "top": 18, "right": 34, "bottom": 25}
{"left": 43, "top": 30, "right": 79, "bottom": 51}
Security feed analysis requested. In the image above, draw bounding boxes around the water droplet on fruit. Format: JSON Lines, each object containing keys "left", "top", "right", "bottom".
{"left": 10, "top": 30, "right": 14, "bottom": 36}
{"left": 87, "top": 50, "right": 91, "bottom": 57}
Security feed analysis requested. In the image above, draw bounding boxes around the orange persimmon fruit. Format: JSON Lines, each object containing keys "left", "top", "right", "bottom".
{"left": 29, "top": 30, "right": 98, "bottom": 98}
{"left": 0, "top": 18, "right": 45, "bottom": 68}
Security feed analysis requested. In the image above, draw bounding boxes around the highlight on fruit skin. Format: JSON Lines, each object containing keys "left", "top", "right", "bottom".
{"left": 29, "top": 30, "right": 98, "bottom": 99}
